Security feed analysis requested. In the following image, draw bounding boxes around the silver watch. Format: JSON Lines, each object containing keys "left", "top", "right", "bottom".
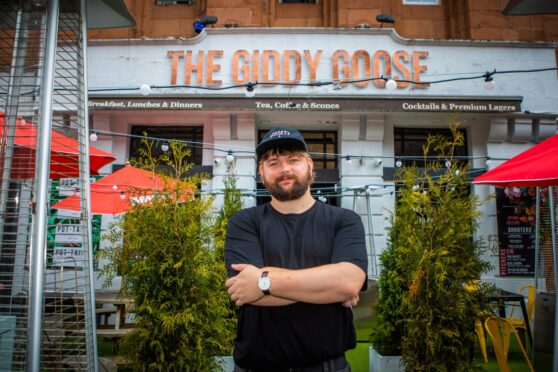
{"left": 258, "top": 271, "right": 271, "bottom": 295}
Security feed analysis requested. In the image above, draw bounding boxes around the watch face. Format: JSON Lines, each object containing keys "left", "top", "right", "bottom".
{"left": 258, "top": 276, "right": 271, "bottom": 291}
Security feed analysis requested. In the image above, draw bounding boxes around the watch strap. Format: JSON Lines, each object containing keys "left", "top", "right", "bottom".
{"left": 261, "top": 271, "right": 270, "bottom": 295}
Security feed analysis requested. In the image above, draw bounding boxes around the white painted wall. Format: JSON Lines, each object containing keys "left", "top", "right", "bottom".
{"left": 86, "top": 29, "right": 558, "bottom": 288}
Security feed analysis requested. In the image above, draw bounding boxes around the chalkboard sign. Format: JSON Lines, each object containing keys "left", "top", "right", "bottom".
{"left": 496, "top": 187, "right": 536, "bottom": 276}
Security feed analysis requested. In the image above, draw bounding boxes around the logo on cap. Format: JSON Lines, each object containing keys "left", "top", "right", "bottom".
{"left": 269, "top": 130, "right": 290, "bottom": 139}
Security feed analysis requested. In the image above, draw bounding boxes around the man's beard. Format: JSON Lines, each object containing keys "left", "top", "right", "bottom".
{"left": 264, "top": 168, "right": 313, "bottom": 201}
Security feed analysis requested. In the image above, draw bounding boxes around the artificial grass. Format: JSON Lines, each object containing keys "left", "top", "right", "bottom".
{"left": 348, "top": 314, "right": 536, "bottom": 372}
{"left": 99, "top": 313, "right": 536, "bottom": 371}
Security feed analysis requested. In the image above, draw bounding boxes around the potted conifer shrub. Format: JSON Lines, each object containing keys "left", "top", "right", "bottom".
{"left": 370, "top": 122, "right": 492, "bottom": 372}
{"left": 99, "top": 140, "right": 237, "bottom": 371}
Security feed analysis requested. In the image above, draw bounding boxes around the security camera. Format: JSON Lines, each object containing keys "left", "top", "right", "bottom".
{"left": 214, "top": 158, "right": 222, "bottom": 165}
{"left": 373, "top": 158, "right": 383, "bottom": 167}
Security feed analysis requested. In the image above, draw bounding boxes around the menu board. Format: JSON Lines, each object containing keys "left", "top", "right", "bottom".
{"left": 48, "top": 178, "right": 102, "bottom": 269}
{"left": 496, "top": 187, "right": 536, "bottom": 276}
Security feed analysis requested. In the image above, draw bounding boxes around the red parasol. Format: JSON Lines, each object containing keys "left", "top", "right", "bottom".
{"left": 473, "top": 134, "right": 558, "bottom": 187}
{"left": 51, "top": 163, "right": 189, "bottom": 215}
{"left": 0, "top": 112, "right": 115, "bottom": 178}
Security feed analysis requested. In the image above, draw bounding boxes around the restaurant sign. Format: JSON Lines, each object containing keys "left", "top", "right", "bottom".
{"left": 89, "top": 97, "right": 521, "bottom": 113}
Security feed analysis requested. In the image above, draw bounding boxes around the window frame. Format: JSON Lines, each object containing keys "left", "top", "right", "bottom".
{"left": 393, "top": 127, "right": 468, "bottom": 168}
{"left": 278, "top": 0, "right": 320, "bottom": 4}
{"left": 402, "top": 0, "right": 440, "bottom": 5}
{"left": 129, "top": 125, "right": 204, "bottom": 166}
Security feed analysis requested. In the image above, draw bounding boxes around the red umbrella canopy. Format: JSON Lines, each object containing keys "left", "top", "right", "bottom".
{"left": 473, "top": 134, "right": 558, "bottom": 187}
{"left": 51, "top": 163, "right": 190, "bottom": 215}
{"left": 0, "top": 112, "right": 115, "bottom": 178}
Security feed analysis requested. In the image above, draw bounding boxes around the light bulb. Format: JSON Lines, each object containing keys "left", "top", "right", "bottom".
{"left": 385, "top": 78, "right": 397, "bottom": 91}
{"left": 89, "top": 132, "right": 97, "bottom": 142}
{"left": 366, "top": 186, "right": 377, "bottom": 195}
{"left": 485, "top": 159, "right": 492, "bottom": 166}
{"left": 161, "top": 142, "right": 169, "bottom": 152}
{"left": 139, "top": 84, "right": 152, "bottom": 96}
{"left": 395, "top": 160, "right": 403, "bottom": 168}
{"left": 120, "top": 191, "right": 126, "bottom": 200}
{"left": 331, "top": 82, "right": 342, "bottom": 91}
{"left": 345, "top": 155, "right": 352, "bottom": 164}
{"left": 112, "top": 184, "right": 118, "bottom": 191}
{"left": 445, "top": 160, "right": 452, "bottom": 168}
{"left": 226, "top": 153, "right": 235, "bottom": 163}
{"left": 245, "top": 84, "right": 256, "bottom": 98}
{"left": 484, "top": 78, "right": 495, "bottom": 91}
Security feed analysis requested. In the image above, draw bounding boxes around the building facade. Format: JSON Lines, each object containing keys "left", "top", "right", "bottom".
{"left": 85, "top": 1, "right": 558, "bottom": 290}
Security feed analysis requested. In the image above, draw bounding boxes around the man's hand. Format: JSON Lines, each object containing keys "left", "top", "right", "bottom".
{"left": 225, "top": 263, "right": 265, "bottom": 306}
{"left": 342, "top": 294, "right": 359, "bottom": 308}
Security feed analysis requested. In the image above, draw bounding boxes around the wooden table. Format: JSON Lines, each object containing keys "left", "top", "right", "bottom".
{"left": 94, "top": 290, "right": 134, "bottom": 333}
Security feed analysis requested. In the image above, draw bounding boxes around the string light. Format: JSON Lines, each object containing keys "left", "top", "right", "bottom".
{"left": 160, "top": 142, "right": 170, "bottom": 152}
{"left": 139, "top": 84, "right": 152, "bottom": 96}
{"left": 483, "top": 70, "right": 496, "bottom": 91}
{"left": 85, "top": 129, "right": 510, "bottom": 170}
{"left": 83, "top": 67, "right": 557, "bottom": 95}
{"left": 385, "top": 78, "right": 398, "bottom": 90}
{"left": 89, "top": 131, "right": 98, "bottom": 142}
{"left": 225, "top": 151, "right": 235, "bottom": 163}
{"left": 245, "top": 82, "right": 256, "bottom": 98}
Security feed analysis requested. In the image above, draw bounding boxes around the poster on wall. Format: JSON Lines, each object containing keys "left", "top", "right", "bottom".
{"left": 48, "top": 178, "right": 102, "bottom": 269}
{"left": 496, "top": 187, "right": 536, "bottom": 276}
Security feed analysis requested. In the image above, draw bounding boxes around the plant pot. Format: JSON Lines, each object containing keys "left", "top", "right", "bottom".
{"left": 213, "top": 356, "right": 234, "bottom": 371}
{"left": 369, "top": 346, "right": 403, "bottom": 372}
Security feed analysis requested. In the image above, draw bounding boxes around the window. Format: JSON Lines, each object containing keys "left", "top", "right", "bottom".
{"left": 155, "top": 0, "right": 194, "bottom": 5}
{"left": 257, "top": 130, "right": 338, "bottom": 170}
{"left": 394, "top": 127, "right": 468, "bottom": 168}
{"left": 129, "top": 125, "right": 203, "bottom": 166}
{"left": 256, "top": 129, "right": 339, "bottom": 206}
{"left": 403, "top": 0, "right": 439, "bottom": 5}
{"left": 279, "top": 0, "right": 319, "bottom": 4}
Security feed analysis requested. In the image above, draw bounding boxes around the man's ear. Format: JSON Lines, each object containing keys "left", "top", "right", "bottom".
{"left": 307, "top": 156, "right": 314, "bottom": 170}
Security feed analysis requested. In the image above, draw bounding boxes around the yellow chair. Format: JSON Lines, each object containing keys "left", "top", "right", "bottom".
{"left": 484, "top": 317, "right": 534, "bottom": 372}
{"left": 507, "top": 284, "right": 535, "bottom": 340}
{"left": 464, "top": 280, "right": 488, "bottom": 363}
{"left": 474, "top": 319, "right": 488, "bottom": 363}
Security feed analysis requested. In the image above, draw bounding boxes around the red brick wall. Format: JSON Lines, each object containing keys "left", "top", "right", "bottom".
{"left": 89, "top": 0, "right": 558, "bottom": 46}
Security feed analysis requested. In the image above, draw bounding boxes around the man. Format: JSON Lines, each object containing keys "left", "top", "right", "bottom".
{"left": 225, "top": 126, "right": 368, "bottom": 372}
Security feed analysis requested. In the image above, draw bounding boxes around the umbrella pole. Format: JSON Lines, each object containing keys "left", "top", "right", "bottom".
{"left": 27, "top": 1, "right": 59, "bottom": 371}
{"left": 550, "top": 186, "right": 558, "bottom": 372}
{"left": 535, "top": 187, "right": 540, "bottom": 292}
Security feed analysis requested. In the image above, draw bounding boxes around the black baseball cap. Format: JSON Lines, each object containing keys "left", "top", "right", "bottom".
{"left": 256, "top": 126, "right": 308, "bottom": 160}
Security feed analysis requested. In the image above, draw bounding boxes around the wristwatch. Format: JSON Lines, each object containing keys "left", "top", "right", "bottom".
{"left": 258, "top": 271, "right": 271, "bottom": 295}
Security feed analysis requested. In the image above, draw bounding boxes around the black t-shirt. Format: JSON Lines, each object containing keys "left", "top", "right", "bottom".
{"left": 224, "top": 201, "right": 368, "bottom": 369}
